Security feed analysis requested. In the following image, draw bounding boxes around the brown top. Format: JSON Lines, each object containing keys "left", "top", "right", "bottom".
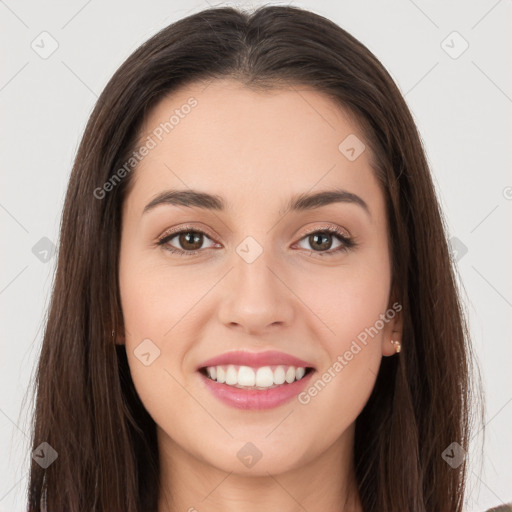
{"left": 485, "top": 504, "right": 512, "bottom": 512}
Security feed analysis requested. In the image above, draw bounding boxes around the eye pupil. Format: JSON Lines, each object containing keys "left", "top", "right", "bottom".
{"left": 180, "top": 231, "right": 203, "bottom": 250}
{"left": 310, "top": 232, "right": 332, "bottom": 251}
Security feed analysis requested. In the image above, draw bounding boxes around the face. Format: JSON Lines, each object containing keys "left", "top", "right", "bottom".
{"left": 118, "top": 78, "right": 402, "bottom": 478}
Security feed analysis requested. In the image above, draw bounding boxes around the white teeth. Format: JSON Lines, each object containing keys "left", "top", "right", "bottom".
{"left": 225, "top": 365, "right": 238, "bottom": 385}
{"left": 216, "top": 366, "right": 226, "bottom": 384}
{"left": 285, "top": 366, "right": 296, "bottom": 383}
{"left": 273, "top": 366, "right": 286, "bottom": 385}
{"left": 256, "top": 367, "right": 274, "bottom": 387}
{"left": 238, "top": 365, "right": 256, "bottom": 386}
{"left": 203, "top": 364, "right": 310, "bottom": 389}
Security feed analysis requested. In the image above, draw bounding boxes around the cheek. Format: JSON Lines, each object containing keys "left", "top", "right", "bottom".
{"left": 303, "top": 256, "right": 391, "bottom": 347}
{"left": 118, "top": 239, "right": 215, "bottom": 418}
{"left": 120, "top": 271, "right": 191, "bottom": 442}
{"left": 121, "top": 276, "right": 167, "bottom": 337}
{"left": 118, "top": 248, "right": 179, "bottom": 415}
{"left": 294, "top": 258, "right": 390, "bottom": 424}
{"left": 119, "top": 240, "right": 179, "bottom": 339}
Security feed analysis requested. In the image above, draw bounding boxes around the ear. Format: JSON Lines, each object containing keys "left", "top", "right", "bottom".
{"left": 381, "top": 297, "right": 403, "bottom": 357}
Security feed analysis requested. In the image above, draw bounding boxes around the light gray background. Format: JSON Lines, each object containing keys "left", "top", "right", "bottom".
{"left": 1, "top": 1, "right": 511, "bottom": 510}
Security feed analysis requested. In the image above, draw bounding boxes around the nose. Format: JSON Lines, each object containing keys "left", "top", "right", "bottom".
{"left": 216, "top": 245, "right": 295, "bottom": 335}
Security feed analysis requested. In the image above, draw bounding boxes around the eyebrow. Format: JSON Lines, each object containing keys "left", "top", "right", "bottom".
{"left": 143, "top": 187, "right": 370, "bottom": 217}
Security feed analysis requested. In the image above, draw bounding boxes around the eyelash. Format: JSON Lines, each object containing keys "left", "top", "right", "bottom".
{"left": 156, "top": 224, "right": 356, "bottom": 258}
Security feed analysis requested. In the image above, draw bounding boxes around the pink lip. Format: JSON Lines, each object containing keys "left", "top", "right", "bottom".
{"left": 198, "top": 369, "right": 315, "bottom": 410}
{"left": 196, "top": 350, "right": 315, "bottom": 371}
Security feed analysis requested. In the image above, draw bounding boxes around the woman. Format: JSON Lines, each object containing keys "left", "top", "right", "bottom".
{"left": 27, "top": 5, "right": 487, "bottom": 511}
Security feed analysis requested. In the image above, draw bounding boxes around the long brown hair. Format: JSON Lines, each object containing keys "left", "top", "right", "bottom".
{"left": 26, "top": 5, "right": 483, "bottom": 511}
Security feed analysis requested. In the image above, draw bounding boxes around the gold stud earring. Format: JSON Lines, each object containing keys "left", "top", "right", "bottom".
{"left": 391, "top": 339, "right": 401, "bottom": 353}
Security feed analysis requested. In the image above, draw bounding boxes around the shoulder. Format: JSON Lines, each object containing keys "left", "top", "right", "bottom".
{"left": 484, "top": 505, "right": 512, "bottom": 512}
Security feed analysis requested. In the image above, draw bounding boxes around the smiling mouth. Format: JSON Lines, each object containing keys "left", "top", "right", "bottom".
{"left": 198, "top": 365, "right": 315, "bottom": 390}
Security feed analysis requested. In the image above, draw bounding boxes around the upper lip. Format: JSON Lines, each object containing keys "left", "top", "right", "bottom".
{"left": 197, "top": 350, "right": 315, "bottom": 370}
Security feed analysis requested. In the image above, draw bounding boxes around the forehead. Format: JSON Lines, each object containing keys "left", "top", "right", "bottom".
{"left": 127, "top": 79, "right": 383, "bottom": 218}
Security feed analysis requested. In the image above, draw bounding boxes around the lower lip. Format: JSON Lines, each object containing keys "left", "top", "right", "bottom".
{"left": 198, "top": 369, "right": 315, "bottom": 410}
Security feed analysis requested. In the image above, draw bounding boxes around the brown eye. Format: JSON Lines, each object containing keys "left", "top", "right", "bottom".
{"left": 177, "top": 231, "right": 203, "bottom": 251}
{"left": 158, "top": 228, "right": 217, "bottom": 255}
{"left": 307, "top": 232, "right": 334, "bottom": 251}
{"left": 295, "top": 227, "right": 355, "bottom": 256}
